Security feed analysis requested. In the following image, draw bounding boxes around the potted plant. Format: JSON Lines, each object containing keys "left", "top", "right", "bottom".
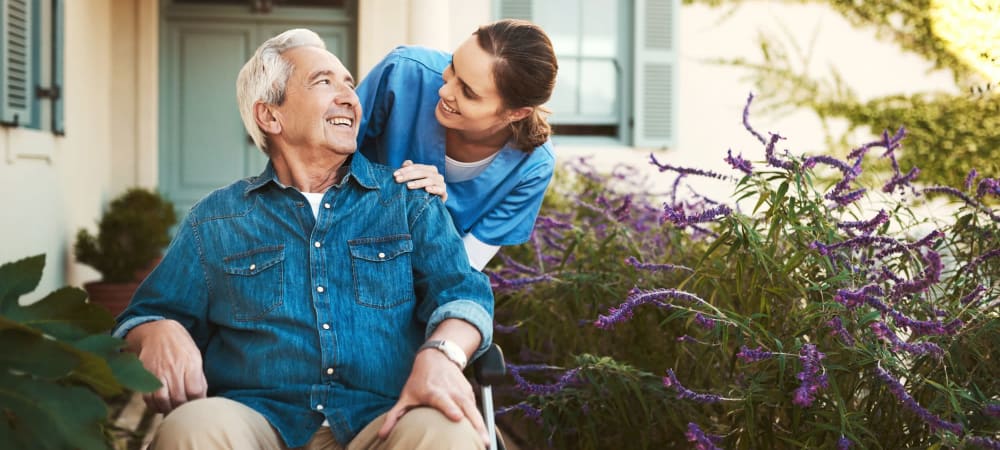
{"left": 75, "top": 188, "right": 176, "bottom": 316}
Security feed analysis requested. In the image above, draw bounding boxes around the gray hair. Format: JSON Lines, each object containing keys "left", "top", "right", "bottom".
{"left": 237, "top": 28, "right": 326, "bottom": 153}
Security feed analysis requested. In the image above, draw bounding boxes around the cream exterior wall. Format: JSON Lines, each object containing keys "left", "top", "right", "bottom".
{"left": 0, "top": 1, "right": 962, "bottom": 300}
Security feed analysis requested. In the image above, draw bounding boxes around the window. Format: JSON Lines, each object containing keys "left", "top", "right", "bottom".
{"left": 497, "top": 0, "right": 678, "bottom": 148}
{"left": 0, "top": 0, "right": 64, "bottom": 134}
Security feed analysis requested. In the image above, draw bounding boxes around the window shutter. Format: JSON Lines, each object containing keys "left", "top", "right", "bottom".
{"left": 632, "top": 0, "right": 677, "bottom": 148}
{"left": 0, "top": 0, "right": 34, "bottom": 126}
{"left": 498, "top": 0, "right": 532, "bottom": 20}
{"left": 51, "top": 0, "right": 63, "bottom": 134}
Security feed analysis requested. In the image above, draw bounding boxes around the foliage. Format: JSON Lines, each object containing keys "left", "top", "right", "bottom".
{"left": 488, "top": 95, "right": 999, "bottom": 449}
{"left": 0, "top": 254, "right": 161, "bottom": 450}
{"left": 685, "top": 0, "right": 999, "bottom": 191}
{"left": 75, "top": 188, "right": 177, "bottom": 283}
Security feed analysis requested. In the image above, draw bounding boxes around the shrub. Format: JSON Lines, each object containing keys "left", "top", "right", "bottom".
{"left": 489, "top": 94, "right": 999, "bottom": 449}
{"left": 75, "top": 188, "right": 177, "bottom": 283}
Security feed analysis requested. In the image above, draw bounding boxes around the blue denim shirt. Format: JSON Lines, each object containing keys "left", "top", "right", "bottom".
{"left": 113, "top": 153, "right": 493, "bottom": 447}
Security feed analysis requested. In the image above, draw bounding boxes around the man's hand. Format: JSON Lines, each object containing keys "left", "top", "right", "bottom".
{"left": 124, "top": 319, "right": 207, "bottom": 414}
{"left": 377, "top": 348, "right": 489, "bottom": 446}
{"left": 394, "top": 160, "right": 448, "bottom": 202}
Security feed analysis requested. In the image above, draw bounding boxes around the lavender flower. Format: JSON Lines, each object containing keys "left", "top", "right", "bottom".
{"left": 870, "top": 321, "right": 944, "bottom": 358}
{"left": 694, "top": 313, "right": 717, "bottom": 329}
{"left": 882, "top": 167, "right": 920, "bottom": 194}
{"left": 662, "top": 204, "right": 733, "bottom": 227}
{"left": 959, "top": 248, "right": 1000, "bottom": 276}
{"left": 961, "top": 285, "right": 987, "bottom": 305}
{"left": 496, "top": 402, "right": 543, "bottom": 424}
{"left": 976, "top": 177, "right": 1000, "bottom": 198}
{"left": 725, "top": 149, "right": 753, "bottom": 175}
{"left": 891, "top": 250, "right": 942, "bottom": 298}
{"left": 649, "top": 153, "right": 730, "bottom": 180}
{"left": 625, "top": 256, "right": 693, "bottom": 273}
{"left": 834, "top": 284, "right": 884, "bottom": 310}
{"left": 486, "top": 271, "right": 552, "bottom": 292}
{"left": 837, "top": 436, "right": 852, "bottom": 449}
{"left": 793, "top": 344, "right": 828, "bottom": 408}
{"left": 827, "top": 316, "right": 856, "bottom": 346}
{"left": 663, "top": 369, "right": 726, "bottom": 404}
{"left": 508, "top": 364, "right": 582, "bottom": 396}
{"left": 494, "top": 321, "right": 519, "bottom": 334}
{"left": 874, "top": 365, "right": 964, "bottom": 435}
{"left": 736, "top": 345, "right": 774, "bottom": 363}
{"left": 985, "top": 403, "right": 1000, "bottom": 417}
{"left": 965, "top": 169, "right": 979, "bottom": 191}
{"left": 685, "top": 422, "right": 723, "bottom": 450}
{"left": 764, "top": 132, "right": 796, "bottom": 170}
{"left": 838, "top": 209, "right": 889, "bottom": 235}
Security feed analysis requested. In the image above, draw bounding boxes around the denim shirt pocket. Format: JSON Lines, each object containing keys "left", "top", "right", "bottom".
{"left": 221, "top": 245, "right": 285, "bottom": 321}
{"left": 348, "top": 235, "right": 415, "bottom": 309}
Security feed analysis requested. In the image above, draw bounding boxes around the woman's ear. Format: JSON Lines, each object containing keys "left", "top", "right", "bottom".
{"left": 254, "top": 102, "right": 282, "bottom": 135}
{"left": 507, "top": 106, "right": 533, "bottom": 123}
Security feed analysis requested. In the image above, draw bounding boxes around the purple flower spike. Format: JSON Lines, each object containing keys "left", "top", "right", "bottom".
{"left": 965, "top": 169, "right": 979, "bottom": 190}
{"left": 837, "top": 436, "right": 852, "bottom": 449}
{"left": 965, "top": 436, "right": 1000, "bottom": 450}
{"left": 649, "top": 153, "right": 730, "bottom": 180}
{"left": 875, "top": 365, "right": 964, "bottom": 435}
{"left": 625, "top": 256, "right": 694, "bottom": 273}
{"left": 725, "top": 149, "right": 754, "bottom": 175}
{"left": 976, "top": 177, "right": 1000, "bottom": 198}
{"left": 871, "top": 322, "right": 944, "bottom": 358}
{"left": 793, "top": 344, "right": 828, "bottom": 408}
{"left": 736, "top": 345, "right": 774, "bottom": 363}
{"left": 685, "top": 422, "right": 723, "bottom": 450}
{"left": 985, "top": 403, "right": 1000, "bottom": 417}
{"left": 838, "top": 210, "right": 889, "bottom": 235}
{"left": 594, "top": 288, "right": 707, "bottom": 329}
{"left": 664, "top": 369, "right": 726, "bottom": 404}
{"left": 694, "top": 313, "right": 717, "bottom": 329}
{"left": 827, "top": 316, "right": 856, "bottom": 346}
{"left": 662, "top": 204, "right": 733, "bottom": 228}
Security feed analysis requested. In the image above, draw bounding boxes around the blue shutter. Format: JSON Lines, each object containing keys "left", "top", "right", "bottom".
{"left": 0, "top": 0, "right": 34, "bottom": 127}
{"left": 498, "top": 0, "right": 532, "bottom": 20}
{"left": 633, "top": 0, "right": 678, "bottom": 148}
{"left": 50, "top": 0, "right": 63, "bottom": 134}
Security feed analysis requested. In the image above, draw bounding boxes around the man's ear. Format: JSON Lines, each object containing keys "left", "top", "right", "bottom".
{"left": 254, "top": 102, "right": 281, "bottom": 135}
{"left": 508, "top": 106, "right": 533, "bottom": 123}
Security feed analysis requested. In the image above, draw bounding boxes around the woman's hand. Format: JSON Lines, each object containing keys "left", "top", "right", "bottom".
{"left": 394, "top": 160, "right": 448, "bottom": 202}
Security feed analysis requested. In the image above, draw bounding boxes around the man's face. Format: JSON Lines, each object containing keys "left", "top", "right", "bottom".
{"left": 270, "top": 46, "right": 361, "bottom": 157}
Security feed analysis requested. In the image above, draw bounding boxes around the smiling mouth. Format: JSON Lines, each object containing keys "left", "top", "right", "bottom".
{"left": 440, "top": 101, "right": 459, "bottom": 115}
{"left": 326, "top": 117, "right": 354, "bottom": 127}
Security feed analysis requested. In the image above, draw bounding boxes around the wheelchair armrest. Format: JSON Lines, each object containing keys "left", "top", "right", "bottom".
{"left": 473, "top": 343, "right": 506, "bottom": 386}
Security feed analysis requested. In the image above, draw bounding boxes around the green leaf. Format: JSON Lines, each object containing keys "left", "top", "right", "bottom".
{"left": 0, "top": 326, "right": 79, "bottom": 379}
{"left": 0, "top": 254, "right": 45, "bottom": 312}
{"left": 6, "top": 286, "right": 114, "bottom": 340}
{"left": 0, "top": 371, "right": 110, "bottom": 450}
{"left": 74, "top": 334, "right": 161, "bottom": 393}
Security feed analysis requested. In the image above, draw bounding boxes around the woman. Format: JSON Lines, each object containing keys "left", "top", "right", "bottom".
{"left": 356, "top": 19, "right": 558, "bottom": 270}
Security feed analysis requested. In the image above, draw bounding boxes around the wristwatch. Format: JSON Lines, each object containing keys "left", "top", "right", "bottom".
{"left": 418, "top": 339, "right": 468, "bottom": 370}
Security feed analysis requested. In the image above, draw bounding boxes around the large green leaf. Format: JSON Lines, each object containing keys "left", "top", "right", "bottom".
{"left": 74, "top": 334, "right": 162, "bottom": 393}
{"left": 0, "top": 254, "right": 45, "bottom": 312}
{"left": 0, "top": 325, "right": 79, "bottom": 379}
{"left": 7, "top": 286, "right": 114, "bottom": 340}
{"left": 0, "top": 371, "right": 110, "bottom": 450}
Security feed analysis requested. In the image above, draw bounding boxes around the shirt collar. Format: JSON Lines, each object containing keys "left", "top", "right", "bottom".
{"left": 244, "top": 152, "right": 381, "bottom": 196}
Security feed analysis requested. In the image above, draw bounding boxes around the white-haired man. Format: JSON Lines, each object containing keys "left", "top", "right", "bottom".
{"left": 114, "top": 29, "right": 493, "bottom": 450}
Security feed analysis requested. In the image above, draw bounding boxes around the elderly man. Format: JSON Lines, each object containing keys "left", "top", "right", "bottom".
{"left": 113, "top": 28, "right": 492, "bottom": 450}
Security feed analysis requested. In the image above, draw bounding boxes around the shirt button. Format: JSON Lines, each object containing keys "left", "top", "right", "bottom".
{"left": 316, "top": 404, "right": 324, "bottom": 411}
{"left": 322, "top": 323, "right": 330, "bottom": 330}
{"left": 316, "top": 286, "right": 325, "bottom": 293}
{"left": 326, "top": 368, "right": 334, "bottom": 375}
{"left": 324, "top": 203, "right": 331, "bottom": 209}
{"left": 378, "top": 252, "right": 386, "bottom": 259}
{"left": 314, "top": 241, "right": 322, "bottom": 248}
{"left": 249, "top": 264, "right": 256, "bottom": 271}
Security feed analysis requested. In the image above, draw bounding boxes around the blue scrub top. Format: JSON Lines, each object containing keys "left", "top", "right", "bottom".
{"left": 356, "top": 45, "right": 555, "bottom": 247}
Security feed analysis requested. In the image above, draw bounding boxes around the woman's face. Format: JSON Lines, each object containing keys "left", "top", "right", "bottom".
{"left": 435, "top": 35, "right": 511, "bottom": 136}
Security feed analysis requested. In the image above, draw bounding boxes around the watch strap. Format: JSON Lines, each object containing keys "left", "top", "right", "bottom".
{"left": 418, "top": 339, "right": 468, "bottom": 370}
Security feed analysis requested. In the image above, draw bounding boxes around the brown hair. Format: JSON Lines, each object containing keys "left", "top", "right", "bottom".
{"left": 474, "top": 19, "right": 558, "bottom": 152}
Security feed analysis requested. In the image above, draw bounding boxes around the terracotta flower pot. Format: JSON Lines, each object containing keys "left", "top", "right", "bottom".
{"left": 83, "top": 281, "right": 140, "bottom": 317}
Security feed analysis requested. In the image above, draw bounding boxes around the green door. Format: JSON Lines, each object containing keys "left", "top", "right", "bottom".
{"left": 160, "top": 1, "right": 354, "bottom": 218}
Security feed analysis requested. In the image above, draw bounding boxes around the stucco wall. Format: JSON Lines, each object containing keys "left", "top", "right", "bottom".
{"left": 0, "top": 0, "right": 116, "bottom": 300}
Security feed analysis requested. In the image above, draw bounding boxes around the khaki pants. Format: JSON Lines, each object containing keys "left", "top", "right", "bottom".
{"left": 150, "top": 397, "right": 485, "bottom": 450}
